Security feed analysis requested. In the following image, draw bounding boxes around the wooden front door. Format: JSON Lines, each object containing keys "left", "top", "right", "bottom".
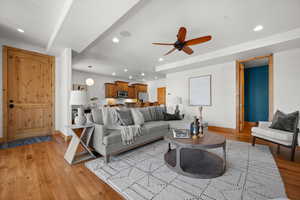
{"left": 157, "top": 87, "right": 166, "bottom": 105}
{"left": 3, "top": 46, "right": 55, "bottom": 141}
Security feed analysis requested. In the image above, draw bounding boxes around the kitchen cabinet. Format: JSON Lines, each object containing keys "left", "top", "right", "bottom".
{"left": 105, "top": 83, "right": 117, "bottom": 98}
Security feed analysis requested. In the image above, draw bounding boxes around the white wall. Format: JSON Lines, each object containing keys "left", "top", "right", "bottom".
{"left": 166, "top": 61, "right": 237, "bottom": 129}
{"left": 56, "top": 48, "right": 72, "bottom": 136}
{"left": 165, "top": 48, "right": 300, "bottom": 129}
{"left": 274, "top": 48, "right": 300, "bottom": 114}
{"left": 72, "top": 70, "right": 139, "bottom": 104}
{"left": 147, "top": 79, "right": 167, "bottom": 102}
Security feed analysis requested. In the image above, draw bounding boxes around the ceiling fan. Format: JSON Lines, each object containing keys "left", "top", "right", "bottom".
{"left": 153, "top": 27, "right": 212, "bottom": 56}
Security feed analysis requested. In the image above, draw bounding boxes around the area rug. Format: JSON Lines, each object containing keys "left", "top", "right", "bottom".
{"left": 0, "top": 136, "right": 51, "bottom": 149}
{"left": 85, "top": 140, "right": 286, "bottom": 200}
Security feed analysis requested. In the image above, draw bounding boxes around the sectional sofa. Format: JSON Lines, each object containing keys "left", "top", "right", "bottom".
{"left": 90, "top": 106, "right": 184, "bottom": 163}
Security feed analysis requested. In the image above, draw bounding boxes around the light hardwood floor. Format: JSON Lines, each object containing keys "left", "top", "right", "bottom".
{"left": 0, "top": 131, "right": 299, "bottom": 200}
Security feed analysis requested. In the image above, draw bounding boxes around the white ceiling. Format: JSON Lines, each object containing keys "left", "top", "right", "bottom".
{"left": 75, "top": 0, "right": 300, "bottom": 79}
{"left": 0, "top": 0, "right": 140, "bottom": 55}
{"left": 50, "top": 0, "right": 140, "bottom": 53}
{"left": 0, "top": 0, "right": 67, "bottom": 49}
{"left": 1, "top": 0, "right": 300, "bottom": 79}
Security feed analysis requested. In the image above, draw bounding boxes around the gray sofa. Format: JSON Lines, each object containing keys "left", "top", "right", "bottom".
{"left": 92, "top": 120, "right": 169, "bottom": 163}
{"left": 90, "top": 106, "right": 179, "bottom": 163}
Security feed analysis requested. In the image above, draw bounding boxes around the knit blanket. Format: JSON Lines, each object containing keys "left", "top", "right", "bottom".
{"left": 120, "top": 125, "right": 142, "bottom": 145}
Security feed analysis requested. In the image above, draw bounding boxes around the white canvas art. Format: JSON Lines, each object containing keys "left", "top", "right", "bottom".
{"left": 189, "top": 75, "right": 211, "bottom": 106}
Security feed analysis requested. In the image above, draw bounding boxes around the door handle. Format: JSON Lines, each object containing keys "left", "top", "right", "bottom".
{"left": 9, "top": 104, "right": 14, "bottom": 108}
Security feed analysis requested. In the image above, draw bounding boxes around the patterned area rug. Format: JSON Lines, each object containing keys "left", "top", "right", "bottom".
{"left": 0, "top": 136, "right": 51, "bottom": 149}
{"left": 85, "top": 140, "right": 286, "bottom": 200}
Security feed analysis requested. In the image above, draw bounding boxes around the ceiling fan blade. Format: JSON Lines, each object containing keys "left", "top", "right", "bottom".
{"left": 152, "top": 42, "right": 174, "bottom": 46}
{"left": 164, "top": 47, "right": 177, "bottom": 56}
{"left": 182, "top": 46, "right": 194, "bottom": 55}
{"left": 177, "top": 27, "right": 187, "bottom": 42}
{"left": 185, "top": 36, "right": 212, "bottom": 46}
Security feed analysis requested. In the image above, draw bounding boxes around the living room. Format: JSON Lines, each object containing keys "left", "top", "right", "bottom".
{"left": 0, "top": 0, "right": 300, "bottom": 200}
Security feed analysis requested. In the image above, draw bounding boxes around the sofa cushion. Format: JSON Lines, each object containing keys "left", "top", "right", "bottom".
{"left": 103, "top": 121, "right": 169, "bottom": 145}
{"left": 131, "top": 108, "right": 145, "bottom": 125}
{"left": 91, "top": 108, "right": 103, "bottom": 124}
{"left": 143, "top": 121, "right": 169, "bottom": 133}
{"left": 148, "top": 106, "right": 159, "bottom": 121}
{"left": 139, "top": 108, "right": 152, "bottom": 122}
{"left": 269, "top": 110, "right": 299, "bottom": 132}
{"left": 252, "top": 126, "right": 294, "bottom": 142}
{"left": 156, "top": 106, "right": 165, "bottom": 120}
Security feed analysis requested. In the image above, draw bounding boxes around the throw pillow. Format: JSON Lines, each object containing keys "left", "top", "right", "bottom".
{"left": 91, "top": 108, "right": 103, "bottom": 124}
{"left": 116, "top": 109, "right": 134, "bottom": 126}
{"left": 102, "top": 107, "right": 121, "bottom": 129}
{"left": 139, "top": 107, "right": 152, "bottom": 122}
{"left": 163, "top": 112, "right": 182, "bottom": 121}
{"left": 131, "top": 108, "right": 145, "bottom": 126}
{"left": 269, "top": 110, "right": 299, "bottom": 132}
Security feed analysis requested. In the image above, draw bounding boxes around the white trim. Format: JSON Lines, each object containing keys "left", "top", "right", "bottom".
{"left": 46, "top": 0, "right": 74, "bottom": 51}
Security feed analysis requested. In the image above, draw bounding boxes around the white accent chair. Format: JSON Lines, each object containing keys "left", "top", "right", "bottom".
{"left": 251, "top": 121, "right": 299, "bottom": 161}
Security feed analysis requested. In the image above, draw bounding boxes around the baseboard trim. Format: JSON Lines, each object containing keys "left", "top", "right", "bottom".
{"left": 244, "top": 121, "right": 258, "bottom": 127}
{"left": 53, "top": 131, "right": 72, "bottom": 142}
{"left": 208, "top": 126, "right": 236, "bottom": 134}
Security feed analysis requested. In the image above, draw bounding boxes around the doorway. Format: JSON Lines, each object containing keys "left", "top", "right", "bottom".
{"left": 236, "top": 54, "right": 273, "bottom": 133}
{"left": 157, "top": 87, "right": 166, "bottom": 105}
{"left": 2, "top": 46, "right": 55, "bottom": 142}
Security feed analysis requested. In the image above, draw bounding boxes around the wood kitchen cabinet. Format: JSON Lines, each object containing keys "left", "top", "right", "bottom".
{"left": 105, "top": 83, "right": 117, "bottom": 98}
{"left": 115, "top": 81, "right": 129, "bottom": 92}
{"left": 105, "top": 81, "right": 147, "bottom": 99}
{"left": 128, "top": 86, "right": 136, "bottom": 99}
{"left": 132, "top": 84, "right": 147, "bottom": 96}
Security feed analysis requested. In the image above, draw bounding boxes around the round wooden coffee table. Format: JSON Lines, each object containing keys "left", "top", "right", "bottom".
{"left": 164, "top": 131, "right": 226, "bottom": 179}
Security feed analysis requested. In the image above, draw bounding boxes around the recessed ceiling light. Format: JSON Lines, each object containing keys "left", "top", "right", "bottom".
{"left": 112, "top": 72, "right": 116, "bottom": 76}
{"left": 129, "top": 75, "right": 133, "bottom": 79}
{"left": 154, "top": 76, "right": 158, "bottom": 80}
{"left": 142, "top": 78, "right": 146, "bottom": 82}
{"left": 120, "top": 30, "right": 131, "bottom": 37}
{"left": 88, "top": 65, "right": 92, "bottom": 68}
{"left": 141, "top": 72, "right": 145, "bottom": 76}
{"left": 17, "top": 28, "right": 24, "bottom": 33}
{"left": 124, "top": 68, "right": 128, "bottom": 72}
{"left": 253, "top": 25, "right": 263, "bottom": 32}
{"left": 158, "top": 58, "right": 164, "bottom": 62}
{"left": 112, "top": 37, "right": 119, "bottom": 43}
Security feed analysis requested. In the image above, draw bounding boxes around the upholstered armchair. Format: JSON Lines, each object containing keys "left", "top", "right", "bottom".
{"left": 251, "top": 121, "right": 299, "bottom": 161}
